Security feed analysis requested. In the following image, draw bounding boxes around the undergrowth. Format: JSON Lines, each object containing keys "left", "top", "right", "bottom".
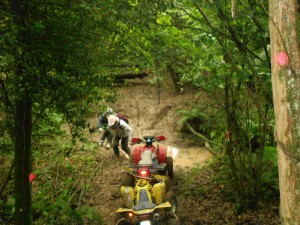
{"left": 176, "top": 146, "right": 279, "bottom": 212}
{"left": 31, "top": 126, "right": 103, "bottom": 224}
{"left": 0, "top": 112, "right": 104, "bottom": 225}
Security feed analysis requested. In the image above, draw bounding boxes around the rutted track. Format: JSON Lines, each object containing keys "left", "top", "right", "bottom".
{"left": 88, "top": 77, "right": 212, "bottom": 224}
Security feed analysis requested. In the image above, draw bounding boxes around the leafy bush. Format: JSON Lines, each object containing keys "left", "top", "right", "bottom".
{"left": 31, "top": 138, "right": 103, "bottom": 224}
{"left": 0, "top": 197, "right": 15, "bottom": 224}
{"left": 260, "top": 146, "right": 279, "bottom": 200}
{"left": 177, "top": 147, "right": 279, "bottom": 215}
{"left": 178, "top": 167, "right": 207, "bottom": 197}
{"left": 214, "top": 146, "right": 279, "bottom": 210}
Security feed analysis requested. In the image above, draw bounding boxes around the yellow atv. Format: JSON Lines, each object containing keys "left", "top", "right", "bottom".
{"left": 116, "top": 170, "right": 179, "bottom": 225}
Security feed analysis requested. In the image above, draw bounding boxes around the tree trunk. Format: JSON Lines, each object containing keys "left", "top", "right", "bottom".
{"left": 14, "top": 90, "right": 32, "bottom": 225}
{"left": 166, "top": 65, "right": 181, "bottom": 92}
{"left": 11, "top": 0, "right": 33, "bottom": 223}
{"left": 269, "top": 0, "right": 300, "bottom": 224}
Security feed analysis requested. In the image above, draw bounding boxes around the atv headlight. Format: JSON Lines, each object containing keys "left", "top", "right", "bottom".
{"left": 140, "top": 221, "right": 151, "bottom": 225}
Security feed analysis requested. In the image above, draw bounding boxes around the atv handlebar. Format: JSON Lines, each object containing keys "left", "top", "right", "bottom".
{"left": 131, "top": 135, "right": 166, "bottom": 146}
{"left": 127, "top": 163, "right": 166, "bottom": 171}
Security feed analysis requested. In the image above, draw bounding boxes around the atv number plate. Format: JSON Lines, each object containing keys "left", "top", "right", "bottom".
{"left": 140, "top": 221, "right": 151, "bottom": 225}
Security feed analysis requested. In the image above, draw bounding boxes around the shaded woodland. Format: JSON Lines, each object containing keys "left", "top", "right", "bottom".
{"left": 1, "top": 0, "right": 300, "bottom": 224}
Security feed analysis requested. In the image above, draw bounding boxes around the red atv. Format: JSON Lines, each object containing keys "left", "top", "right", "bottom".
{"left": 129, "top": 135, "right": 174, "bottom": 179}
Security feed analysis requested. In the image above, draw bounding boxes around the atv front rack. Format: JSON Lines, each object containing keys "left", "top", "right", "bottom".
{"left": 127, "top": 163, "right": 166, "bottom": 173}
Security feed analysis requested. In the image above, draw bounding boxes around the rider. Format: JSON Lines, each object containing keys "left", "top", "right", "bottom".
{"left": 97, "top": 107, "right": 115, "bottom": 148}
{"left": 107, "top": 114, "right": 132, "bottom": 157}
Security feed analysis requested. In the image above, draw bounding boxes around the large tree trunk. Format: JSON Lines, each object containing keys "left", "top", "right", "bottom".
{"left": 11, "top": 0, "right": 33, "bottom": 224}
{"left": 269, "top": 0, "right": 300, "bottom": 224}
{"left": 14, "top": 91, "right": 32, "bottom": 225}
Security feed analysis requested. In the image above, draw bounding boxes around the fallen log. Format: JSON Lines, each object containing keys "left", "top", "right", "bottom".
{"left": 115, "top": 72, "right": 148, "bottom": 80}
{"left": 186, "top": 122, "right": 216, "bottom": 156}
{"left": 103, "top": 63, "right": 139, "bottom": 68}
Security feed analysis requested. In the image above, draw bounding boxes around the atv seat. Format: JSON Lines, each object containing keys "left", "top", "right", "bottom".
{"left": 133, "top": 189, "right": 156, "bottom": 211}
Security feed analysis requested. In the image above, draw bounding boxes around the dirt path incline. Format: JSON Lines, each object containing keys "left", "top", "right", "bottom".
{"left": 88, "top": 78, "right": 212, "bottom": 224}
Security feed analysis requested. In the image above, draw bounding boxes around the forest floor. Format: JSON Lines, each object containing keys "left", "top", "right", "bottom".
{"left": 87, "top": 76, "right": 280, "bottom": 225}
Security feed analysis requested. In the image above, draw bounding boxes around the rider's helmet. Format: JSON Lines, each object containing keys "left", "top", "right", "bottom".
{"left": 105, "top": 107, "right": 114, "bottom": 115}
{"left": 108, "top": 114, "right": 119, "bottom": 130}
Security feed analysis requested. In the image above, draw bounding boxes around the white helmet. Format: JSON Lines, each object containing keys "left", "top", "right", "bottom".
{"left": 108, "top": 115, "right": 119, "bottom": 128}
{"left": 105, "top": 107, "right": 113, "bottom": 115}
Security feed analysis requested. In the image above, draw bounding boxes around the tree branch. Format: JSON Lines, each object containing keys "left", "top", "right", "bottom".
{"left": 186, "top": 122, "right": 216, "bottom": 156}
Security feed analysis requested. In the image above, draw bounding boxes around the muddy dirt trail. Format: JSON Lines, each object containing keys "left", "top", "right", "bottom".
{"left": 88, "top": 77, "right": 212, "bottom": 225}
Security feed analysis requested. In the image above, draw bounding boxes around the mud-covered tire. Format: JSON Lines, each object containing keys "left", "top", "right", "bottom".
{"left": 115, "top": 213, "right": 130, "bottom": 225}
{"left": 166, "top": 156, "right": 174, "bottom": 179}
{"left": 116, "top": 221, "right": 131, "bottom": 225}
{"left": 121, "top": 174, "right": 134, "bottom": 187}
{"left": 166, "top": 218, "right": 180, "bottom": 225}
{"left": 166, "top": 191, "right": 177, "bottom": 214}
{"left": 116, "top": 217, "right": 131, "bottom": 225}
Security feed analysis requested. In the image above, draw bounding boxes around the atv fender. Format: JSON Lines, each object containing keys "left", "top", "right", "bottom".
{"left": 121, "top": 186, "right": 134, "bottom": 208}
{"left": 132, "top": 145, "right": 168, "bottom": 164}
{"left": 155, "top": 201, "right": 172, "bottom": 209}
{"left": 157, "top": 146, "right": 167, "bottom": 163}
{"left": 152, "top": 182, "right": 166, "bottom": 205}
{"left": 116, "top": 201, "right": 171, "bottom": 214}
{"left": 116, "top": 207, "right": 133, "bottom": 213}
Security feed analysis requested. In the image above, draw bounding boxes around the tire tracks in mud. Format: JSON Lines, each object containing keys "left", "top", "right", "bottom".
{"left": 90, "top": 148, "right": 129, "bottom": 225}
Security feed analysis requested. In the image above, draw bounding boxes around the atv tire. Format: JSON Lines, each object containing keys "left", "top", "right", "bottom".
{"left": 166, "top": 156, "right": 174, "bottom": 178}
{"left": 116, "top": 218, "right": 131, "bottom": 225}
{"left": 121, "top": 174, "right": 134, "bottom": 187}
{"left": 166, "top": 218, "right": 180, "bottom": 225}
{"left": 166, "top": 191, "right": 177, "bottom": 215}
{"left": 115, "top": 213, "right": 131, "bottom": 225}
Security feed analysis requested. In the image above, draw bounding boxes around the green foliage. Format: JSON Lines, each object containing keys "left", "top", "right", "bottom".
{"left": 78, "top": 206, "right": 104, "bottom": 224}
{"left": 1, "top": 0, "right": 117, "bottom": 129}
{"left": 177, "top": 167, "right": 206, "bottom": 198}
{"left": 178, "top": 105, "right": 226, "bottom": 151}
{"left": 0, "top": 131, "right": 14, "bottom": 154}
{"left": 31, "top": 127, "right": 102, "bottom": 224}
{"left": 33, "top": 197, "right": 103, "bottom": 225}
{"left": 179, "top": 152, "right": 278, "bottom": 215}
{"left": 178, "top": 108, "right": 212, "bottom": 137}
{"left": 0, "top": 0, "right": 277, "bottom": 220}
{"left": 0, "top": 197, "right": 15, "bottom": 223}
{"left": 260, "top": 146, "right": 279, "bottom": 199}
{"left": 1, "top": 0, "right": 143, "bottom": 221}
{"left": 213, "top": 146, "right": 279, "bottom": 211}
{"left": 168, "top": 0, "right": 274, "bottom": 212}
{"left": 1, "top": 101, "right": 104, "bottom": 224}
